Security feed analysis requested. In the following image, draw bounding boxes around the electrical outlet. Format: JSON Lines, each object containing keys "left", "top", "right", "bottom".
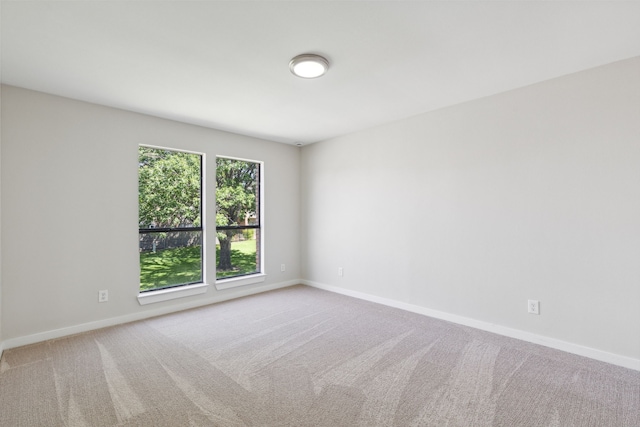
{"left": 528, "top": 299, "right": 540, "bottom": 315}
{"left": 98, "top": 290, "right": 109, "bottom": 303}
{"left": 281, "top": 263, "right": 286, "bottom": 272}
{"left": 338, "top": 267, "right": 343, "bottom": 277}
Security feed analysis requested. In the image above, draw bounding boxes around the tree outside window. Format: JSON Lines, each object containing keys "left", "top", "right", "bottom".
{"left": 138, "top": 147, "right": 202, "bottom": 292}
{"left": 138, "top": 148, "right": 262, "bottom": 292}
{"left": 216, "top": 157, "right": 261, "bottom": 279}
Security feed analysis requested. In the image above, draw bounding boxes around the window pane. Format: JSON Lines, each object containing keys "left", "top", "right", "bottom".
{"left": 139, "top": 147, "right": 201, "bottom": 229}
{"left": 139, "top": 230, "right": 202, "bottom": 292}
{"left": 216, "top": 228, "right": 259, "bottom": 279}
{"left": 216, "top": 157, "right": 260, "bottom": 279}
{"left": 215, "top": 158, "right": 258, "bottom": 227}
{"left": 138, "top": 146, "right": 203, "bottom": 292}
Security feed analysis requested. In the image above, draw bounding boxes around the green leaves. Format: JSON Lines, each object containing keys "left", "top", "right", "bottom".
{"left": 138, "top": 147, "right": 201, "bottom": 228}
{"left": 138, "top": 151, "right": 257, "bottom": 230}
{"left": 215, "top": 158, "right": 258, "bottom": 227}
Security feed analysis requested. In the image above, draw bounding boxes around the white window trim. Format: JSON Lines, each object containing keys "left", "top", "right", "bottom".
{"left": 137, "top": 282, "right": 208, "bottom": 305}
{"left": 215, "top": 273, "right": 267, "bottom": 290}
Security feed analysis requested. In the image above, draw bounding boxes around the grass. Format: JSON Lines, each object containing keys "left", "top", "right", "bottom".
{"left": 216, "top": 239, "right": 259, "bottom": 279}
{"left": 139, "top": 245, "right": 202, "bottom": 291}
{"left": 140, "top": 240, "right": 257, "bottom": 291}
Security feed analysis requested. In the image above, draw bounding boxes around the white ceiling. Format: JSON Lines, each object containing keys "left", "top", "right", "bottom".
{"left": 2, "top": 1, "right": 640, "bottom": 145}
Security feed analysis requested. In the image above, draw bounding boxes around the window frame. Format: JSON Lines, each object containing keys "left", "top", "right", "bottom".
{"left": 137, "top": 145, "right": 206, "bottom": 300}
{"left": 214, "top": 156, "right": 266, "bottom": 289}
{"left": 136, "top": 149, "right": 266, "bottom": 304}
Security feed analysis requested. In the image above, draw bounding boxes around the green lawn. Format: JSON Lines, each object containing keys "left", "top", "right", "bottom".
{"left": 216, "top": 239, "right": 259, "bottom": 279}
{"left": 139, "top": 245, "right": 202, "bottom": 291}
{"left": 140, "top": 240, "right": 257, "bottom": 291}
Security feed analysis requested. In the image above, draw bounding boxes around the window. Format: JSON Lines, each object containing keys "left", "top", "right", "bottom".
{"left": 216, "top": 157, "right": 261, "bottom": 280}
{"left": 138, "top": 146, "right": 203, "bottom": 292}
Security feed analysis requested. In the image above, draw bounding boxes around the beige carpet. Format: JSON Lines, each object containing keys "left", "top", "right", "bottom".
{"left": 1, "top": 285, "right": 639, "bottom": 426}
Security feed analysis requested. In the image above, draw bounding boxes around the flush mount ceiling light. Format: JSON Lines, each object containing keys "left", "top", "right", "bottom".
{"left": 289, "top": 54, "right": 329, "bottom": 79}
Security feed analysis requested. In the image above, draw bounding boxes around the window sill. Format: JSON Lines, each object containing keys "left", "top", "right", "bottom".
{"left": 137, "top": 282, "right": 208, "bottom": 305}
{"left": 215, "top": 273, "right": 267, "bottom": 290}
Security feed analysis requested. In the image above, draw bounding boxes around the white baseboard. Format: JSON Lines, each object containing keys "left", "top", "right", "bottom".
{"left": 2, "top": 280, "right": 300, "bottom": 351}
{"left": 302, "top": 280, "right": 640, "bottom": 372}
{"left": 0, "top": 341, "right": 4, "bottom": 363}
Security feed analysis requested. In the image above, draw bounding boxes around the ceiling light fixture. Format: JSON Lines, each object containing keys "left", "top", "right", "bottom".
{"left": 289, "top": 54, "right": 329, "bottom": 79}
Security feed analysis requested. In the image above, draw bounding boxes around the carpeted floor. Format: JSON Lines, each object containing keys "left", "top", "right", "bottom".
{"left": 1, "top": 285, "right": 639, "bottom": 426}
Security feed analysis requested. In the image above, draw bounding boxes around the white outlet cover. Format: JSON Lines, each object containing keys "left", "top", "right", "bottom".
{"left": 99, "top": 290, "right": 109, "bottom": 302}
{"left": 528, "top": 299, "right": 540, "bottom": 315}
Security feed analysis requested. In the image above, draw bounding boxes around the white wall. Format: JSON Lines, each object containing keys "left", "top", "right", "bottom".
{"left": 0, "top": 3, "right": 4, "bottom": 357}
{"left": 0, "top": 85, "right": 301, "bottom": 343}
{"left": 0, "top": 82, "right": 3, "bottom": 358}
{"left": 301, "top": 57, "right": 640, "bottom": 364}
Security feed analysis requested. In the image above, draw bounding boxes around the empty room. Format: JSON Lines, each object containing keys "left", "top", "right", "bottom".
{"left": 1, "top": 1, "right": 639, "bottom": 426}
